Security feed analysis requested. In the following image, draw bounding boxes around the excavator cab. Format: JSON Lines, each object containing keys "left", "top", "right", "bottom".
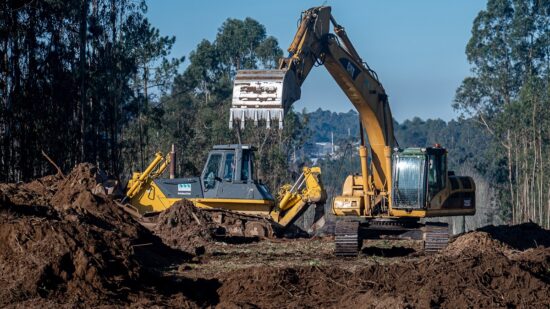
{"left": 392, "top": 146, "right": 475, "bottom": 216}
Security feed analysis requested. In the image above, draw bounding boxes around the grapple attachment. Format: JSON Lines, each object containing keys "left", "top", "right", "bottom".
{"left": 230, "top": 69, "right": 300, "bottom": 129}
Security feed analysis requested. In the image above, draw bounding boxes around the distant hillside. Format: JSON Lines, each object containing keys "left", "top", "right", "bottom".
{"left": 302, "top": 109, "right": 489, "bottom": 171}
{"left": 303, "top": 108, "right": 360, "bottom": 143}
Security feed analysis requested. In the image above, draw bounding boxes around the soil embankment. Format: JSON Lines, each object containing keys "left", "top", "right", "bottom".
{"left": 0, "top": 165, "right": 548, "bottom": 308}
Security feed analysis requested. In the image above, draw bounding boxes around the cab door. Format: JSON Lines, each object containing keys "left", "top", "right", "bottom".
{"left": 201, "top": 152, "right": 223, "bottom": 198}
{"left": 426, "top": 149, "right": 447, "bottom": 203}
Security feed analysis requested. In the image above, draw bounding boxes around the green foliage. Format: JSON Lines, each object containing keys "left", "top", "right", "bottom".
{"left": 454, "top": 0, "right": 550, "bottom": 227}
{"left": 215, "top": 18, "right": 283, "bottom": 72}
{"left": 0, "top": 0, "right": 180, "bottom": 180}
{"left": 127, "top": 16, "right": 301, "bottom": 192}
{"left": 304, "top": 108, "right": 360, "bottom": 143}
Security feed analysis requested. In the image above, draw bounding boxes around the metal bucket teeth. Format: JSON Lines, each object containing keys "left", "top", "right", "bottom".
{"left": 230, "top": 69, "right": 301, "bottom": 129}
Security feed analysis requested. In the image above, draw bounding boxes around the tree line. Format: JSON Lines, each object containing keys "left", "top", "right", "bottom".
{"left": 0, "top": 1, "right": 306, "bottom": 193}
{"left": 0, "top": 0, "right": 181, "bottom": 181}
{"left": 2, "top": 0, "right": 549, "bottom": 229}
{"left": 454, "top": 0, "right": 550, "bottom": 228}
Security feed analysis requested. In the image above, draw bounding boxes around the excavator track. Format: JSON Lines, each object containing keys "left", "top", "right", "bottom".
{"left": 423, "top": 222, "right": 450, "bottom": 254}
{"left": 335, "top": 220, "right": 361, "bottom": 257}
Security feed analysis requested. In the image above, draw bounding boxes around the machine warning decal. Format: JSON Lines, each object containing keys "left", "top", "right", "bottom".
{"left": 177, "top": 183, "right": 192, "bottom": 195}
{"left": 339, "top": 58, "right": 360, "bottom": 80}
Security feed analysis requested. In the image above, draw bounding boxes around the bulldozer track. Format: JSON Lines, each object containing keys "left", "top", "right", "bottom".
{"left": 201, "top": 208, "right": 277, "bottom": 238}
{"left": 116, "top": 199, "right": 297, "bottom": 238}
{"left": 424, "top": 222, "right": 450, "bottom": 254}
{"left": 335, "top": 220, "right": 360, "bottom": 257}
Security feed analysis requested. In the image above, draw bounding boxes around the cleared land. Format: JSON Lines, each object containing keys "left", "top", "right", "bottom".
{"left": 1, "top": 164, "right": 548, "bottom": 308}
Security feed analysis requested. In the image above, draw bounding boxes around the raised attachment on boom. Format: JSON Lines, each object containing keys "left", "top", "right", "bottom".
{"left": 229, "top": 69, "right": 300, "bottom": 129}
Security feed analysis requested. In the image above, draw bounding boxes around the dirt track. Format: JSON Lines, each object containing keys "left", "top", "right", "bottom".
{"left": 0, "top": 164, "right": 549, "bottom": 308}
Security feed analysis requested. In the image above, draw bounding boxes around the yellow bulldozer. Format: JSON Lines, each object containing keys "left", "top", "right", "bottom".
{"left": 120, "top": 144, "right": 326, "bottom": 237}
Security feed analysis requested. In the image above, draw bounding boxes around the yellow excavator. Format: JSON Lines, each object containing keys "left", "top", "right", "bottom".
{"left": 229, "top": 6, "right": 476, "bottom": 255}
{"left": 121, "top": 144, "right": 326, "bottom": 237}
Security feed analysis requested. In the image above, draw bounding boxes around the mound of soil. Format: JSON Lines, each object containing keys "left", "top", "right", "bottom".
{"left": 216, "top": 226, "right": 550, "bottom": 308}
{"left": 154, "top": 200, "right": 216, "bottom": 253}
{"left": 478, "top": 222, "right": 550, "bottom": 250}
{"left": 1, "top": 165, "right": 549, "bottom": 308}
{"left": 0, "top": 174, "right": 61, "bottom": 207}
{"left": 0, "top": 164, "right": 192, "bottom": 307}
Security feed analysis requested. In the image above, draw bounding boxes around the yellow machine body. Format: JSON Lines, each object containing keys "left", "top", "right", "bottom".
{"left": 232, "top": 6, "right": 476, "bottom": 221}
{"left": 123, "top": 145, "right": 326, "bottom": 231}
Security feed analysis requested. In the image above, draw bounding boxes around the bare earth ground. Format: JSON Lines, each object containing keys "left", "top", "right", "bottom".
{"left": 181, "top": 238, "right": 422, "bottom": 279}
{"left": 0, "top": 164, "right": 549, "bottom": 308}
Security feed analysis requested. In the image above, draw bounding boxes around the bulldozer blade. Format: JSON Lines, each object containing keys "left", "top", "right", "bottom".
{"left": 230, "top": 69, "right": 300, "bottom": 129}
{"left": 308, "top": 203, "right": 326, "bottom": 235}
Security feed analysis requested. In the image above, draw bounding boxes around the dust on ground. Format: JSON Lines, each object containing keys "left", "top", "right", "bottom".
{"left": 1, "top": 164, "right": 548, "bottom": 308}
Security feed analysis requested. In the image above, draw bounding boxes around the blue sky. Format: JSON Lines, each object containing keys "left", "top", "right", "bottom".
{"left": 146, "top": 0, "right": 486, "bottom": 122}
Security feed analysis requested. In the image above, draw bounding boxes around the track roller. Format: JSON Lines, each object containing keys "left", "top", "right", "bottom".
{"left": 423, "top": 222, "right": 450, "bottom": 254}
{"left": 335, "top": 220, "right": 361, "bottom": 257}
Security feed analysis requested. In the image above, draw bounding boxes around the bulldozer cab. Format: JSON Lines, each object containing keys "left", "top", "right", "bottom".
{"left": 200, "top": 144, "right": 274, "bottom": 201}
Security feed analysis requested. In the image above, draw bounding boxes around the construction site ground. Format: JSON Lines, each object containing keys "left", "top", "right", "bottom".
{"left": 1, "top": 164, "right": 549, "bottom": 308}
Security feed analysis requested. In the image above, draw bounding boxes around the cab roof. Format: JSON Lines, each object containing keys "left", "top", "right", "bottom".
{"left": 213, "top": 144, "right": 257, "bottom": 151}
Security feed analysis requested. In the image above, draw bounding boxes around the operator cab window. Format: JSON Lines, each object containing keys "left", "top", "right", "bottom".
{"left": 223, "top": 153, "right": 235, "bottom": 181}
{"left": 428, "top": 153, "right": 446, "bottom": 197}
{"left": 241, "top": 150, "right": 250, "bottom": 182}
{"left": 204, "top": 153, "right": 222, "bottom": 189}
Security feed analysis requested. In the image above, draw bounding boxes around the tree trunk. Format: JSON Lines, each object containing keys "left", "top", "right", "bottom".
{"left": 79, "top": 0, "right": 88, "bottom": 162}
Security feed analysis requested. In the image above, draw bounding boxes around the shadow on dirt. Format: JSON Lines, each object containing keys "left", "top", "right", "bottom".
{"left": 213, "top": 235, "right": 261, "bottom": 244}
{"left": 478, "top": 222, "right": 550, "bottom": 250}
{"left": 137, "top": 273, "right": 222, "bottom": 306}
{"left": 361, "top": 246, "right": 416, "bottom": 257}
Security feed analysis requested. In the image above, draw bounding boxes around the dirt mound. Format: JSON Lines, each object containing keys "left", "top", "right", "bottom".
{"left": 154, "top": 200, "right": 216, "bottom": 253}
{"left": 443, "top": 231, "right": 510, "bottom": 256}
{"left": 478, "top": 222, "right": 550, "bottom": 250}
{"left": 444, "top": 222, "right": 550, "bottom": 258}
{"left": 0, "top": 164, "right": 193, "bottom": 307}
{"left": 2, "top": 165, "right": 549, "bottom": 308}
{"left": 216, "top": 224, "right": 550, "bottom": 308}
{"left": 0, "top": 174, "right": 61, "bottom": 207}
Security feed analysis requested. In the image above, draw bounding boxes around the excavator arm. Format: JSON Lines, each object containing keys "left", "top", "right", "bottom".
{"left": 231, "top": 6, "right": 396, "bottom": 204}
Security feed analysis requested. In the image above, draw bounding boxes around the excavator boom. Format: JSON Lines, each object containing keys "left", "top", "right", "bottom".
{"left": 230, "top": 6, "right": 395, "bottom": 200}
{"left": 230, "top": 6, "right": 476, "bottom": 255}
